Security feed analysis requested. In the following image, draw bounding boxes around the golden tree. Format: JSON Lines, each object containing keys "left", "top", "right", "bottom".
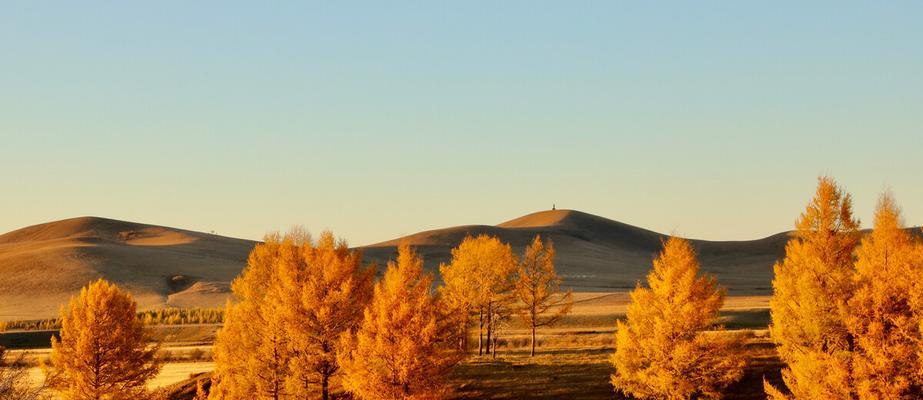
{"left": 439, "top": 234, "right": 518, "bottom": 357}
{"left": 211, "top": 233, "right": 292, "bottom": 400}
{"left": 611, "top": 237, "right": 746, "bottom": 400}
{"left": 212, "top": 230, "right": 375, "bottom": 400}
{"left": 513, "top": 235, "right": 573, "bottom": 356}
{"left": 270, "top": 231, "right": 375, "bottom": 400}
{"left": 43, "top": 279, "right": 161, "bottom": 400}
{"left": 339, "top": 244, "right": 463, "bottom": 400}
{"left": 846, "top": 193, "right": 923, "bottom": 399}
{"left": 765, "top": 177, "right": 861, "bottom": 399}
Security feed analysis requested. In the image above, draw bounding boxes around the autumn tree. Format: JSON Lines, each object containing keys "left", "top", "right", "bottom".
{"left": 611, "top": 237, "right": 746, "bottom": 400}
{"left": 271, "top": 231, "right": 375, "bottom": 400}
{"left": 513, "top": 235, "right": 573, "bottom": 356}
{"left": 211, "top": 233, "right": 291, "bottom": 400}
{"left": 845, "top": 193, "right": 923, "bottom": 398}
{"left": 211, "top": 229, "right": 375, "bottom": 400}
{"left": 439, "top": 234, "right": 518, "bottom": 357}
{"left": 43, "top": 279, "right": 161, "bottom": 400}
{"left": 339, "top": 244, "right": 463, "bottom": 400}
{"left": 765, "top": 177, "right": 861, "bottom": 399}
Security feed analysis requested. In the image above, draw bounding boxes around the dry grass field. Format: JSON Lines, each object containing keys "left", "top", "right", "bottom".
{"left": 9, "top": 292, "right": 778, "bottom": 399}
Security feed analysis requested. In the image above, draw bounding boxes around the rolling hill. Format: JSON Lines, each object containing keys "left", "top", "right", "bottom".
{"left": 0, "top": 210, "right": 840, "bottom": 320}
{"left": 0, "top": 217, "right": 256, "bottom": 321}
{"left": 361, "top": 209, "right": 789, "bottom": 294}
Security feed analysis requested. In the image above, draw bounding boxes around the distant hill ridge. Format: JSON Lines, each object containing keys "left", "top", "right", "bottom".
{"left": 362, "top": 210, "right": 791, "bottom": 295}
{"left": 2, "top": 211, "right": 917, "bottom": 320}
{"left": 0, "top": 216, "right": 256, "bottom": 321}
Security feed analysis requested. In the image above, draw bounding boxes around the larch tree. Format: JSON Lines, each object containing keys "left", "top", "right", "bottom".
{"left": 269, "top": 231, "right": 375, "bottom": 400}
{"left": 846, "top": 193, "right": 923, "bottom": 399}
{"left": 211, "top": 233, "right": 292, "bottom": 400}
{"left": 338, "top": 244, "right": 463, "bottom": 400}
{"left": 439, "top": 234, "right": 518, "bottom": 357}
{"left": 43, "top": 279, "right": 161, "bottom": 400}
{"left": 610, "top": 237, "right": 746, "bottom": 400}
{"left": 513, "top": 235, "right": 573, "bottom": 356}
{"left": 437, "top": 257, "right": 479, "bottom": 353}
{"left": 212, "top": 230, "right": 374, "bottom": 400}
{"left": 765, "top": 177, "right": 861, "bottom": 400}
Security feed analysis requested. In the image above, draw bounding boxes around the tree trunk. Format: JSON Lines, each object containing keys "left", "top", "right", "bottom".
{"left": 492, "top": 334, "right": 498, "bottom": 359}
{"left": 478, "top": 308, "right": 483, "bottom": 356}
{"left": 461, "top": 310, "right": 469, "bottom": 352}
{"left": 485, "top": 301, "right": 492, "bottom": 355}
{"left": 322, "top": 373, "right": 329, "bottom": 400}
{"left": 531, "top": 322, "right": 536, "bottom": 357}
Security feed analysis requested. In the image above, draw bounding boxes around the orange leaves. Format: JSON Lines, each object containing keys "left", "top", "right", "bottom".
{"left": 439, "top": 234, "right": 518, "bottom": 357}
{"left": 513, "top": 236, "right": 572, "bottom": 356}
{"left": 769, "top": 178, "right": 923, "bottom": 399}
{"left": 211, "top": 229, "right": 375, "bottom": 400}
{"left": 338, "top": 244, "right": 462, "bottom": 400}
{"left": 767, "top": 177, "right": 861, "bottom": 399}
{"left": 846, "top": 193, "right": 923, "bottom": 399}
{"left": 611, "top": 237, "right": 746, "bottom": 400}
{"left": 43, "top": 279, "right": 161, "bottom": 400}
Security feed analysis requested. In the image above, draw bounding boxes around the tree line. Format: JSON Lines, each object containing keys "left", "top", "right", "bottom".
{"left": 2, "top": 175, "right": 921, "bottom": 399}
{"left": 4, "top": 231, "right": 572, "bottom": 399}
{"left": 609, "top": 177, "right": 923, "bottom": 399}
{"left": 0, "top": 308, "right": 224, "bottom": 333}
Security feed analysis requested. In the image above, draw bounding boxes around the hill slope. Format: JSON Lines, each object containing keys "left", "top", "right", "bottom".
{"left": 7, "top": 210, "right": 906, "bottom": 320}
{"left": 361, "top": 209, "right": 790, "bottom": 294}
{"left": 0, "top": 217, "right": 256, "bottom": 320}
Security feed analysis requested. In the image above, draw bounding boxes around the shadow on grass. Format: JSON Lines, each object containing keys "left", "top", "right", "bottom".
{"left": 449, "top": 337, "right": 783, "bottom": 400}
{"left": 450, "top": 354, "right": 620, "bottom": 400}
{"left": 720, "top": 309, "right": 770, "bottom": 330}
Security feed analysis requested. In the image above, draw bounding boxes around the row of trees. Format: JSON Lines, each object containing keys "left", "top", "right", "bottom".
{"left": 609, "top": 177, "right": 923, "bottom": 400}
{"left": 210, "top": 231, "right": 573, "bottom": 400}
{"left": 13, "top": 231, "right": 571, "bottom": 400}
{"left": 439, "top": 235, "right": 572, "bottom": 357}
{"left": 19, "top": 175, "right": 919, "bottom": 399}
{"left": 137, "top": 308, "right": 224, "bottom": 326}
{"left": 765, "top": 177, "right": 923, "bottom": 399}
{"left": 0, "top": 307, "right": 224, "bottom": 332}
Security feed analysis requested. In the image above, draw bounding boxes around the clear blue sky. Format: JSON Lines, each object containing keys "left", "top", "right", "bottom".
{"left": 2, "top": 2, "right": 921, "bottom": 245}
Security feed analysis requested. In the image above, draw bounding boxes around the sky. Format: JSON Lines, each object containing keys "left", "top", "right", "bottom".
{"left": 2, "top": 1, "right": 921, "bottom": 246}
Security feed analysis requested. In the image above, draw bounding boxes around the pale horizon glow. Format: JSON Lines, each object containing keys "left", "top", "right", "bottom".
{"left": 2, "top": 2, "right": 921, "bottom": 246}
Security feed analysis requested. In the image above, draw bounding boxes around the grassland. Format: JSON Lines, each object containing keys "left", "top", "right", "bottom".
{"left": 7, "top": 292, "right": 778, "bottom": 399}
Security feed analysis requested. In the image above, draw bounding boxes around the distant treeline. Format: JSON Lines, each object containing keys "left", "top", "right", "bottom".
{"left": 0, "top": 307, "right": 224, "bottom": 332}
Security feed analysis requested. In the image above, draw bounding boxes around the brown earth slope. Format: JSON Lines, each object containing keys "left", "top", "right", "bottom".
{"left": 9, "top": 210, "right": 897, "bottom": 320}
{"left": 361, "top": 209, "right": 790, "bottom": 294}
{"left": 0, "top": 217, "right": 256, "bottom": 320}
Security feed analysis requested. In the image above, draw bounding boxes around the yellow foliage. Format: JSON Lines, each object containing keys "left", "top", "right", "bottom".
{"left": 211, "top": 233, "right": 290, "bottom": 400}
{"left": 610, "top": 237, "right": 746, "bottom": 400}
{"left": 766, "top": 177, "right": 860, "bottom": 400}
{"left": 338, "top": 244, "right": 463, "bottom": 400}
{"left": 439, "top": 234, "right": 518, "bottom": 356}
{"left": 846, "top": 193, "right": 923, "bottom": 399}
{"left": 43, "top": 279, "right": 161, "bottom": 400}
{"left": 211, "top": 230, "right": 375, "bottom": 400}
{"left": 272, "top": 231, "right": 375, "bottom": 400}
{"left": 513, "top": 235, "right": 573, "bottom": 356}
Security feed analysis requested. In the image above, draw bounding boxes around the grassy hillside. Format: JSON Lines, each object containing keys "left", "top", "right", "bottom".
{"left": 362, "top": 210, "right": 789, "bottom": 294}
{"left": 0, "top": 217, "right": 256, "bottom": 320}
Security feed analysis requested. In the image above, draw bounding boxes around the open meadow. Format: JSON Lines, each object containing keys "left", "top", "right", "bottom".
{"left": 6, "top": 292, "right": 778, "bottom": 399}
